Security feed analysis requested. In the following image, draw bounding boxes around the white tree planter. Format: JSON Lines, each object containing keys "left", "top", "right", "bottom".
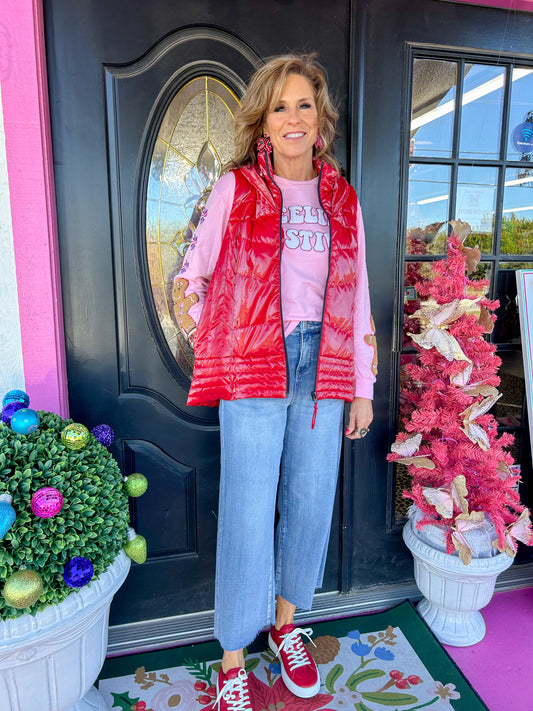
{"left": 0, "top": 551, "right": 130, "bottom": 711}
{"left": 403, "top": 516, "right": 513, "bottom": 646}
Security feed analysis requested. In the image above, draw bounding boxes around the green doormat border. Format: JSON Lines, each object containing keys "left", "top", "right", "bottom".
{"left": 98, "top": 600, "right": 488, "bottom": 710}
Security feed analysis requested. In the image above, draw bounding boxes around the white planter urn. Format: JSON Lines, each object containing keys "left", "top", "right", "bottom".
{"left": 0, "top": 551, "right": 130, "bottom": 711}
{"left": 403, "top": 515, "right": 513, "bottom": 646}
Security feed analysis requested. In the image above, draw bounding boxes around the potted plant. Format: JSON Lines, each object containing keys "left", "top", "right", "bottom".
{"left": 0, "top": 401, "right": 147, "bottom": 710}
{"left": 389, "top": 222, "right": 533, "bottom": 646}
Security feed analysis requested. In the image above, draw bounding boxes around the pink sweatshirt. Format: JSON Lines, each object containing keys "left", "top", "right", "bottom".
{"left": 177, "top": 171, "right": 377, "bottom": 399}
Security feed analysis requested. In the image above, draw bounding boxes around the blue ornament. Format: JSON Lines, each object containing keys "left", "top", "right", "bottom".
{"left": 0, "top": 494, "right": 16, "bottom": 538}
{"left": 10, "top": 409, "right": 40, "bottom": 435}
{"left": 63, "top": 557, "right": 94, "bottom": 588}
{"left": 1, "top": 401, "right": 24, "bottom": 424}
{"left": 2, "top": 390, "right": 29, "bottom": 408}
{"left": 91, "top": 424, "right": 115, "bottom": 447}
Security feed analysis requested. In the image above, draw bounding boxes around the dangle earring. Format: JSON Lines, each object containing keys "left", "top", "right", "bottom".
{"left": 256, "top": 133, "right": 272, "bottom": 154}
{"left": 314, "top": 132, "right": 324, "bottom": 150}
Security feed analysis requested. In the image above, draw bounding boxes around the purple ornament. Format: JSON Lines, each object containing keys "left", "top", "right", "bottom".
{"left": 1, "top": 401, "right": 24, "bottom": 424}
{"left": 63, "top": 557, "right": 94, "bottom": 588}
{"left": 31, "top": 487, "right": 63, "bottom": 518}
{"left": 91, "top": 424, "right": 114, "bottom": 447}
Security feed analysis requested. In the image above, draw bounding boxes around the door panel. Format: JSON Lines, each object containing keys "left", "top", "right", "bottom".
{"left": 44, "top": 0, "right": 350, "bottom": 625}
{"left": 45, "top": 0, "right": 533, "bottom": 629}
{"left": 357, "top": 0, "right": 533, "bottom": 585}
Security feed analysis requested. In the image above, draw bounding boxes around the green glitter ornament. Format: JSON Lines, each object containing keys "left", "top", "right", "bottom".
{"left": 124, "top": 473, "right": 148, "bottom": 498}
{"left": 61, "top": 423, "right": 90, "bottom": 451}
{"left": 3, "top": 569, "right": 44, "bottom": 609}
{"left": 124, "top": 527, "right": 147, "bottom": 564}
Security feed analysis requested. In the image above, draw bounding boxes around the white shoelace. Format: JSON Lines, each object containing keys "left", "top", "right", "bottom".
{"left": 277, "top": 626, "right": 317, "bottom": 671}
{"left": 215, "top": 668, "right": 252, "bottom": 711}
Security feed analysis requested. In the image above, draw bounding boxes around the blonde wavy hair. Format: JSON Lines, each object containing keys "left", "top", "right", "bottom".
{"left": 227, "top": 53, "right": 340, "bottom": 173}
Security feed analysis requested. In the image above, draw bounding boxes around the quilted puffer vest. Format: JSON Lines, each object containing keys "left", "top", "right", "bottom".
{"left": 187, "top": 152, "right": 359, "bottom": 407}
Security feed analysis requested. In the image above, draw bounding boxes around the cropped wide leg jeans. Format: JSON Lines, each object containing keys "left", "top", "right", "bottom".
{"left": 214, "top": 321, "right": 345, "bottom": 651}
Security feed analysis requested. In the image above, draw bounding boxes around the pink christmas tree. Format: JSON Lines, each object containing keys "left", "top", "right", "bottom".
{"left": 389, "top": 221, "right": 533, "bottom": 564}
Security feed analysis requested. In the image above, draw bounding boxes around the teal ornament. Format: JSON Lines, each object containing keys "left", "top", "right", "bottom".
{"left": 124, "top": 473, "right": 148, "bottom": 498}
{"left": 2, "top": 390, "right": 29, "bottom": 408}
{"left": 63, "top": 557, "right": 94, "bottom": 588}
{"left": 0, "top": 494, "right": 16, "bottom": 538}
{"left": 61, "top": 423, "right": 90, "bottom": 450}
{"left": 10, "top": 408, "right": 40, "bottom": 435}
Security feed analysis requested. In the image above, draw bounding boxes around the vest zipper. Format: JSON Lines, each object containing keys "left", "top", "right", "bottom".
{"left": 313, "top": 162, "right": 333, "bottom": 429}
{"left": 264, "top": 156, "right": 290, "bottom": 397}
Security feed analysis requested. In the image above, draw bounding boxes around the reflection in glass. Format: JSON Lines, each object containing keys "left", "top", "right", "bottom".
{"left": 493, "top": 263, "right": 533, "bottom": 344}
{"left": 455, "top": 166, "right": 497, "bottom": 253}
{"left": 145, "top": 76, "right": 239, "bottom": 379}
{"left": 501, "top": 168, "right": 533, "bottom": 255}
{"left": 394, "top": 462, "right": 412, "bottom": 522}
{"left": 403, "top": 261, "right": 434, "bottom": 346}
{"left": 394, "top": 353, "right": 421, "bottom": 523}
{"left": 407, "top": 164, "right": 451, "bottom": 254}
{"left": 459, "top": 64, "right": 505, "bottom": 160}
{"left": 493, "top": 350, "right": 524, "bottom": 427}
{"left": 507, "top": 67, "right": 533, "bottom": 161}
{"left": 410, "top": 59, "right": 457, "bottom": 158}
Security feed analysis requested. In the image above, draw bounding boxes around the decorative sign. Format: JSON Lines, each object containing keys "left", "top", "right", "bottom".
{"left": 512, "top": 122, "right": 533, "bottom": 154}
{"left": 516, "top": 270, "right": 533, "bottom": 449}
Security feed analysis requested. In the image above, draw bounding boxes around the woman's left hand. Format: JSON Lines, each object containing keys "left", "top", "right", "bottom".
{"left": 345, "top": 397, "right": 373, "bottom": 440}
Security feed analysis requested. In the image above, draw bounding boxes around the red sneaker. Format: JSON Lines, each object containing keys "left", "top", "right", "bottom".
{"left": 215, "top": 668, "right": 253, "bottom": 711}
{"left": 268, "top": 624, "right": 320, "bottom": 698}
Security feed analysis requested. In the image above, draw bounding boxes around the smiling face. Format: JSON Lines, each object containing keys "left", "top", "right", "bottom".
{"left": 263, "top": 73, "right": 319, "bottom": 180}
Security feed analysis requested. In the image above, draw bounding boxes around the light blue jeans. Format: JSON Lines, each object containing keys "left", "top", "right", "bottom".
{"left": 214, "top": 321, "right": 345, "bottom": 651}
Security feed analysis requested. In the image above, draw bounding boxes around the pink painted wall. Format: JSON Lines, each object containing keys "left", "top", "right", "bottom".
{"left": 1, "top": 0, "right": 68, "bottom": 416}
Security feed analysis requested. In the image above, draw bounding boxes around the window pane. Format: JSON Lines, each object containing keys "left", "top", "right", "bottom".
{"left": 493, "top": 262, "right": 533, "bottom": 343}
{"left": 403, "top": 261, "right": 434, "bottom": 346}
{"left": 494, "top": 351, "right": 525, "bottom": 427}
{"left": 145, "top": 76, "right": 239, "bottom": 379}
{"left": 407, "top": 164, "right": 451, "bottom": 254}
{"left": 459, "top": 64, "right": 505, "bottom": 160}
{"left": 410, "top": 59, "right": 457, "bottom": 158}
{"left": 507, "top": 67, "right": 533, "bottom": 161}
{"left": 455, "top": 166, "right": 498, "bottom": 253}
{"left": 501, "top": 168, "right": 533, "bottom": 254}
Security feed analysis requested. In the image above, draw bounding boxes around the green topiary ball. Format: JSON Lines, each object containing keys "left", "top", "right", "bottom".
{"left": 0, "top": 411, "right": 130, "bottom": 619}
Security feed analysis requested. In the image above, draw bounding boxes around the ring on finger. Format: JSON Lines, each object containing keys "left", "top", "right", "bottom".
{"left": 358, "top": 427, "right": 369, "bottom": 438}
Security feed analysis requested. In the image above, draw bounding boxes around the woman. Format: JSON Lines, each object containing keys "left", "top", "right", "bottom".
{"left": 174, "top": 54, "right": 377, "bottom": 711}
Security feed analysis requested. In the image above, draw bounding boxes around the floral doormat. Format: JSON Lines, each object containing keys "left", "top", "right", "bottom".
{"left": 97, "top": 601, "right": 488, "bottom": 711}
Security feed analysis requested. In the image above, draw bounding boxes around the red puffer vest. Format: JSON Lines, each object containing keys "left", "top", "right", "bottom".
{"left": 187, "top": 151, "right": 359, "bottom": 407}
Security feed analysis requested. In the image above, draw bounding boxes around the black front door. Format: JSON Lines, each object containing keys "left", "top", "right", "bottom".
{"left": 44, "top": 0, "right": 354, "bottom": 627}
{"left": 44, "top": 0, "right": 533, "bottom": 634}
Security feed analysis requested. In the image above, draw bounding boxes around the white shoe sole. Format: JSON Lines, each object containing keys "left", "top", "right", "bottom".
{"left": 268, "top": 632, "right": 321, "bottom": 698}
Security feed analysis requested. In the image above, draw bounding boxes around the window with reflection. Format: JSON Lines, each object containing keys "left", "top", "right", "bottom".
{"left": 459, "top": 64, "right": 504, "bottom": 160}
{"left": 145, "top": 76, "right": 240, "bottom": 379}
{"left": 406, "top": 164, "right": 450, "bottom": 255}
{"left": 410, "top": 59, "right": 456, "bottom": 158}
{"left": 501, "top": 168, "right": 533, "bottom": 255}
{"left": 396, "top": 52, "right": 533, "bottom": 527}
{"left": 507, "top": 67, "right": 533, "bottom": 161}
{"left": 456, "top": 165, "right": 497, "bottom": 252}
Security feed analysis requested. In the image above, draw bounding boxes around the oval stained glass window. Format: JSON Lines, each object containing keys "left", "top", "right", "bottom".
{"left": 145, "top": 76, "right": 240, "bottom": 380}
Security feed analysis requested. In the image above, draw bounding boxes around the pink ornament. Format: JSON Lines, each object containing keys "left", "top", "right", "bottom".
{"left": 31, "top": 487, "right": 64, "bottom": 518}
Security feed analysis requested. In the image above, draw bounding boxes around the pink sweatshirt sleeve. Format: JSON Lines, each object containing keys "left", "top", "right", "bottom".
{"left": 173, "top": 172, "right": 235, "bottom": 343}
{"left": 353, "top": 203, "right": 377, "bottom": 400}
